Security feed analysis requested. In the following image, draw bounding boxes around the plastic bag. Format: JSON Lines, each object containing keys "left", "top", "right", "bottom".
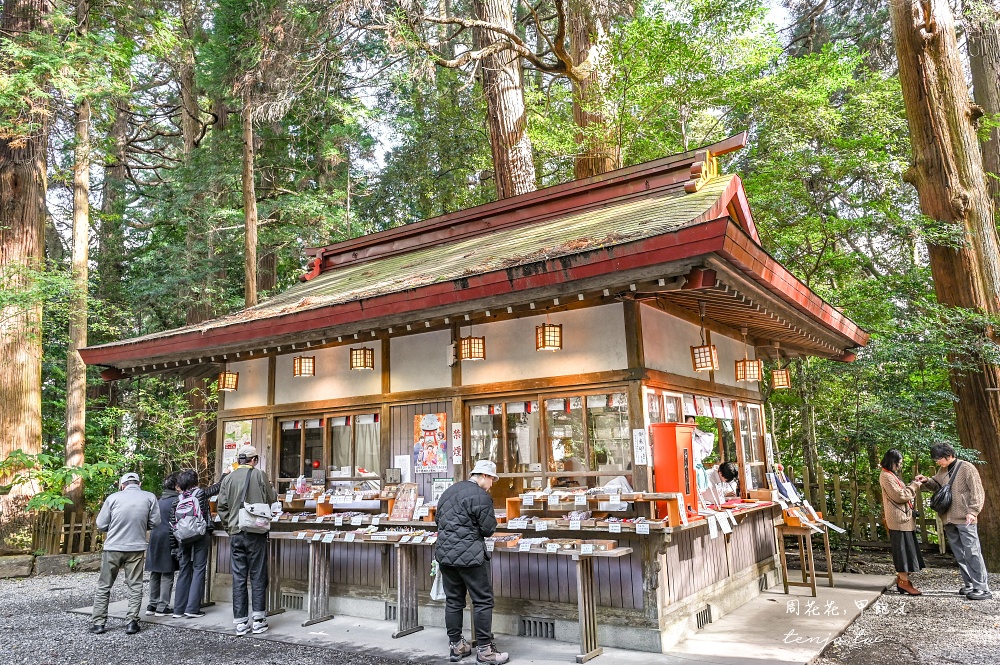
{"left": 430, "top": 559, "right": 446, "bottom": 601}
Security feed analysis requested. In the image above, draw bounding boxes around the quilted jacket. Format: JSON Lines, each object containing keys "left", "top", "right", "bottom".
{"left": 434, "top": 480, "right": 498, "bottom": 567}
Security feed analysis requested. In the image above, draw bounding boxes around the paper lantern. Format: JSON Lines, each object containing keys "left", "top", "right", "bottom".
{"left": 350, "top": 347, "right": 375, "bottom": 370}
{"left": 735, "top": 358, "right": 764, "bottom": 382}
{"left": 772, "top": 368, "right": 792, "bottom": 390}
{"left": 293, "top": 355, "right": 315, "bottom": 377}
{"left": 459, "top": 335, "right": 486, "bottom": 361}
{"left": 690, "top": 344, "right": 719, "bottom": 372}
{"left": 218, "top": 371, "right": 239, "bottom": 392}
{"left": 535, "top": 322, "right": 563, "bottom": 351}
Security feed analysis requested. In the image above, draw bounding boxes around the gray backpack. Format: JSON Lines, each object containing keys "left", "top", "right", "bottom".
{"left": 173, "top": 489, "right": 207, "bottom": 543}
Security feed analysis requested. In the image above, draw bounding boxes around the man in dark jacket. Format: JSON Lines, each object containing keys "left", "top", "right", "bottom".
{"left": 145, "top": 473, "right": 179, "bottom": 617}
{"left": 434, "top": 460, "right": 508, "bottom": 664}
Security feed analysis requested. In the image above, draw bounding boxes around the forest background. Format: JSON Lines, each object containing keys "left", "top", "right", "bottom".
{"left": 2, "top": 0, "right": 1000, "bottom": 563}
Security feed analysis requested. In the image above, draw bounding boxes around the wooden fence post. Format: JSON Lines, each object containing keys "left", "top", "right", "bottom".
{"left": 832, "top": 476, "right": 845, "bottom": 529}
{"left": 864, "top": 479, "right": 877, "bottom": 541}
{"left": 801, "top": 465, "right": 812, "bottom": 506}
{"left": 817, "top": 465, "right": 828, "bottom": 516}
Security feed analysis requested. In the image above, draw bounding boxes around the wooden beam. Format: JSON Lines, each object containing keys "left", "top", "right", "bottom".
{"left": 380, "top": 334, "right": 391, "bottom": 394}
{"left": 643, "top": 368, "right": 760, "bottom": 402}
{"left": 267, "top": 355, "right": 276, "bottom": 406}
{"left": 623, "top": 300, "right": 645, "bottom": 370}
{"left": 450, "top": 322, "right": 462, "bottom": 388}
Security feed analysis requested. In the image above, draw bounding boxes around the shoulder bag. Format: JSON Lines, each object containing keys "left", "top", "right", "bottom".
{"left": 237, "top": 468, "right": 273, "bottom": 534}
{"left": 929, "top": 461, "right": 961, "bottom": 516}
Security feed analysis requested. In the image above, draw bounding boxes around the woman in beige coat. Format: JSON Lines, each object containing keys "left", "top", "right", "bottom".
{"left": 879, "top": 449, "right": 925, "bottom": 595}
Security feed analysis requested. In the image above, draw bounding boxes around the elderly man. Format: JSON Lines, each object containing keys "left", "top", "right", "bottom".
{"left": 216, "top": 445, "right": 278, "bottom": 636}
{"left": 91, "top": 472, "right": 160, "bottom": 635}
{"left": 918, "top": 443, "right": 991, "bottom": 600}
{"left": 434, "top": 459, "right": 508, "bottom": 664}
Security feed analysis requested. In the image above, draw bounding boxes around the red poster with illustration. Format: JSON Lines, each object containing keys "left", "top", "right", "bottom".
{"left": 414, "top": 413, "right": 448, "bottom": 474}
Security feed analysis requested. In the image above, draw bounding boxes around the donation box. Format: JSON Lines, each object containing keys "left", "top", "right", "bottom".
{"left": 650, "top": 423, "right": 698, "bottom": 519}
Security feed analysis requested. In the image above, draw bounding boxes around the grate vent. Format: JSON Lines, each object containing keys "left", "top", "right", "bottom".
{"left": 385, "top": 602, "right": 398, "bottom": 621}
{"left": 280, "top": 592, "right": 304, "bottom": 611}
{"left": 696, "top": 605, "right": 713, "bottom": 630}
{"left": 519, "top": 616, "right": 556, "bottom": 639}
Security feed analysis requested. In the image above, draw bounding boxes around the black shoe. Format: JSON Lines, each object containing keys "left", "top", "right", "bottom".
{"left": 125, "top": 620, "right": 141, "bottom": 635}
{"left": 145, "top": 603, "right": 155, "bottom": 616}
{"left": 184, "top": 611, "right": 206, "bottom": 618}
{"left": 959, "top": 585, "right": 974, "bottom": 596}
{"left": 89, "top": 624, "right": 107, "bottom": 635}
{"left": 154, "top": 607, "right": 173, "bottom": 617}
{"left": 967, "top": 589, "right": 993, "bottom": 601}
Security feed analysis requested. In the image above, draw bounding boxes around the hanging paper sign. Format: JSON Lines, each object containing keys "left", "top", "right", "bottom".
{"left": 608, "top": 522, "right": 622, "bottom": 533}
{"left": 414, "top": 413, "right": 448, "bottom": 474}
{"left": 609, "top": 494, "right": 622, "bottom": 506}
{"left": 632, "top": 429, "right": 649, "bottom": 466}
{"left": 677, "top": 497, "right": 689, "bottom": 525}
{"left": 725, "top": 510, "right": 737, "bottom": 526}
{"left": 451, "top": 422, "right": 463, "bottom": 465}
{"left": 546, "top": 543, "right": 560, "bottom": 553}
{"left": 351, "top": 516, "right": 363, "bottom": 526}
{"left": 312, "top": 533, "right": 322, "bottom": 542}
{"left": 708, "top": 516, "right": 719, "bottom": 539}
{"left": 580, "top": 544, "right": 595, "bottom": 555}
{"left": 535, "top": 521, "right": 548, "bottom": 532}
{"left": 547, "top": 494, "right": 560, "bottom": 507}
{"left": 316, "top": 515, "right": 326, "bottom": 523}
{"left": 334, "top": 516, "right": 344, "bottom": 526}
{"left": 575, "top": 494, "right": 587, "bottom": 506}
{"left": 322, "top": 533, "right": 335, "bottom": 543}
{"left": 522, "top": 495, "right": 534, "bottom": 507}
{"left": 569, "top": 520, "right": 582, "bottom": 531}
{"left": 716, "top": 514, "right": 732, "bottom": 535}
{"left": 636, "top": 523, "right": 650, "bottom": 535}
{"left": 344, "top": 533, "right": 356, "bottom": 542}
{"left": 518, "top": 542, "right": 531, "bottom": 552}
{"left": 400, "top": 536, "right": 411, "bottom": 544}
{"left": 296, "top": 532, "right": 307, "bottom": 540}
{"left": 412, "top": 535, "right": 424, "bottom": 544}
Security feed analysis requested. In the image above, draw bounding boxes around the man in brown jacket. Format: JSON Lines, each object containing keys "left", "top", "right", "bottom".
{"left": 918, "top": 443, "right": 991, "bottom": 600}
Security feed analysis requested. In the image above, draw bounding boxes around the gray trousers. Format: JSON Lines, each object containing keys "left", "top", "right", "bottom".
{"left": 148, "top": 571, "right": 174, "bottom": 612}
{"left": 92, "top": 550, "right": 145, "bottom": 625}
{"left": 944, "top": 523, "right": 990, "bottom": 591}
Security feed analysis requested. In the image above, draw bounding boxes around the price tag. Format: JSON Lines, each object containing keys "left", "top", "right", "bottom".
{"left": 296, "top": 532, "right": 307, "bottom": 540}
{"left": 315, "top": 515, "right": 326, "bottom": 523}
{"left": 427, "top": 536, "right": 437, "bottom": 544}
{"left": 414, "top": 506, "right": 429, "bottom": 518}
{"left": 580, "top": 544, "right": 594, "bottom": 555}
{"left": 569, "top": 520, "right": 582, "bottom": 531}
{"left": 317, "top": 494, "right": 326, "bottom": 504}
{"left": 518, "top": 542, "right": 531, "bottom": 552}
{"left": 522, "top": 495, "right": 534, "bottom": 507}
{"left": 509, "top": 520, "right": 526, "bottom": 530}
{"left": 351, "top": 516, "right": 363, "bottom": 526}
{"left": 677, "top": 497, "right": 689, "bottom": 526}
{"left": 535, "top": 522, "right": 548, "bottom": 532}
{"left": 575, "top": 495, "right": 587, "bottom": 506}
{"left": 292, "top": 515, "right": 301, "bottom": 523}
{"left": 415, "top": 497, "right": 425, "bottom": 508}
{"left": 547, "top": 494, "right": 560, "bottom": 507}
{"left": 285, "top": 492, "right": 294, "bottom": 502}
{"left": 354, "top": 494, "right": 362, "bottom": 503}
{"left": 371, "top": 535, "right": 388, "bottom": 541}
{"left": 608, "top": 522, "right": 622, "bottom": 533}
{"left": 609, "top": 494, "right": 622, "bottom": 506}
{"left": 334, "top": 516, "right": 344, "bottom": 526}
{"left": 486, "top": 541, "right": 495, "bottom": 552}
{"left": 344, "top": 533, "right": 356, "bottom": 542}
{"left": 312, "top": 533, "right": 322, "bottom": 542}
{"left": 636, "top": 523, "right": 650, "bottom": 535}
{"left": 400, "top": 536, "right": 411, "bottom": 544}
{"left": 716, "top": 513, "right": 732, "bottom": 535}
{"left": 322, "top": 533, "right": 335, "bottom": 543}
{"left": 708, "top": 515, "right": 719, "bottom": 539}
{"left": 412, "top": 536, "right": 424, "bottom": 544}
{"left": 546, "top": 543, "right": 559, "bottom": 553}
{"left": 372, "top": 517, "right": 380, "bottom": 526}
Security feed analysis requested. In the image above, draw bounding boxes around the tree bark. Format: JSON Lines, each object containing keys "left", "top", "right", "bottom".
{"left": 965, "top": 0, "right": 1000, "bottom": 210}
{"left": 65, "top": 0, "right": 91, "bottom": 511}
{"left": 472, "top": 0, "right": 536, "bottom": 199}
{"left": 241, "top": 105, "right": 258, "bottom": 308}
{"left": 0, "top": 0, "right": 52, "bottom": 506}
{"left": 890, "top": 0, "right": 1000, "bottom": 568}
{"left": 567, "top": 0, "right": 620, "bottom": 178}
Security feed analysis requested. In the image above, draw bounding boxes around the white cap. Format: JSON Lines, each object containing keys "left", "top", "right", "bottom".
{"left": 237, "top": 445, "right": 258, "bottom": 460}
{"left": 470, "top": 460, "right": 499, "bottom": 479}
{"left": 119, "top": 472, "right": 140, "bottom": 487}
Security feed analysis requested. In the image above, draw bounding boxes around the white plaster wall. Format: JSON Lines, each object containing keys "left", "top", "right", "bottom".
{"left": 461, "top": 303, "right": 628, "bottom": 386}
{"left": 390, "top": 330, "right": 453, "bottom": 393}
{"left": 222, "top": 358, "right": 268, "bottom": 410}
{"left": 275, "top": 341, "right": 382, "bottom": 404}
{"left": 641, "top": 304, "right": 758, "bottom": 391}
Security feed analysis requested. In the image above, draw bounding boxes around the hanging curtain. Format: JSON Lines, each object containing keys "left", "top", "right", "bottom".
{"left": 356, "top": 421, "right": 380, "bottom": 474}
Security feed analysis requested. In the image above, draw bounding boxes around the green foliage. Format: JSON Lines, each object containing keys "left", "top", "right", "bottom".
{"left": 0, "top": 451, "right": 117, "bottom": 511}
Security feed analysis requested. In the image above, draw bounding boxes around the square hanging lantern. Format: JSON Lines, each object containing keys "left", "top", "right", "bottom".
{"left": 218, "top": 370, "right": 239, "bottom": 392}
{"left": 772, "top": 367, "right": 792, "bottom": 390}
{"left": 459, "top": 335, "right": 486, "bottom": 361}
{"left": 690, "top": 344, "right": 719, "bottom": 372}
{"left": 293, "top": 355, "right": 315, "bottom": 377}
{"left": 350, "top": 347, "right": 375, "bottom": 371}
{"left": 535, "top": 323, "right": 563, "bottom": 351}
{"left": 735, "top": 358, "right": 763, "bottom": 382}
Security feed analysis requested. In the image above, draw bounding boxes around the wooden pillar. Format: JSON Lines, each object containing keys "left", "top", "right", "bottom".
{"left": 450, "top": 323, "right": 462, "bottom": 387}
{"left": 623, "top": 301, "right": 652, "bottom": 501}
{"left": 380, "top": 334, "right": 392, "bottom": 478}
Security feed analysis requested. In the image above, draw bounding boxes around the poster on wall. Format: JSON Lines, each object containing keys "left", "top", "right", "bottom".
{"left": 222, "top": 420, "right": 253, "bottom": 471}
{"left": 451, "top": 422, "right": 463, "bottom": 465}
{"left": 682, "top": 394, "right": 697, "bottom": 417}
{"left": 414, "top": 413, "right": 448, "bottom": 474}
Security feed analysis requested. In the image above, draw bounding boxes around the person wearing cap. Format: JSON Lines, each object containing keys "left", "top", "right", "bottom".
{"left": 216, "top": 444, "right": 278, "bottom": 636}
{"left": 91, "top": 472, "right": 160, "bottom": 635}
{"left": 434, "top": 459, "right": 508, "bottom": 664}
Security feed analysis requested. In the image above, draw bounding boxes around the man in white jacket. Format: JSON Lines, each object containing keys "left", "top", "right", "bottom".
{"left": 91, "top": 472, "right": 160, "bottom": 635}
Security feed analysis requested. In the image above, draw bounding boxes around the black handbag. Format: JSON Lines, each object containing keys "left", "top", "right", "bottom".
{"left": 929, "top": 461, "right": 961, "bottom": 515}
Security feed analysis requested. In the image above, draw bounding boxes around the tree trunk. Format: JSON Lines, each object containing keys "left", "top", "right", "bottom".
{"left": 890, "top": 0, "right": 1000, "bottom": 568}
{"left": 65, "top": 0, "right": 91, "bottom": 510}
{"left": 965, "top": 0, "right": 1000, "bottom": 209}
{"left": 97, "top": 98, "right": 127, "bottom": 310}
{"left": 472, "top": 0, "right": 536, "bottom": 199}
{"left": 0, "top": 0, "right": 51, "bottom": 506}
{"left": 567, "top": 0, "right": 620, "bottom": 179}
{"left": 241, "top": 105, "right": 258, "bottom": 308}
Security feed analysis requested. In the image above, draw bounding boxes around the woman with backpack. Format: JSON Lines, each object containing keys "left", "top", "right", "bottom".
{"left": 171, "top": 469, "right": 212, "bottom": 618}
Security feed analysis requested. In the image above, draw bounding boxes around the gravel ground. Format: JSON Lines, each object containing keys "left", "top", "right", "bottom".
{"left": 0, "top": 572, "right": 411, "bottom": 665}
{"left": 815, "top": 551, "right": 1000, "bottom": 665}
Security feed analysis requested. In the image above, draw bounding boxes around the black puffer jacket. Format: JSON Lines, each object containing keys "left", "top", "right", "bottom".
{"left": 434, "top": 480, "right": 497, "bottom": 567}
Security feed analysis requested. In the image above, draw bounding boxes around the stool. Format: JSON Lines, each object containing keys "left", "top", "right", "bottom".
{"left": 776, "top": 524, "right": 834, "bottom": 597}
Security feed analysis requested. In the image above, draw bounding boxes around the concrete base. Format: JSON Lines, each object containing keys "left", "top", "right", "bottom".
{"left": 71, "top": 572, "right": 892, "bottom": 665}
{"left": 0, "top": 554, "right": 34, "bottom": 578}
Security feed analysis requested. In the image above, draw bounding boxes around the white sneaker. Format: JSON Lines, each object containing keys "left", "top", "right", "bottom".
{"left": 252, "top": 619, "right": 268, "bottom": 634}
{"left": 235, "top": 621, "right": 250, "bottom": 636}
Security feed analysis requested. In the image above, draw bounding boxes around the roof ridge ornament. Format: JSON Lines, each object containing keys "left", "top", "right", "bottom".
{"left": 684, "top": 150, "right": 719, "bottom": 193}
